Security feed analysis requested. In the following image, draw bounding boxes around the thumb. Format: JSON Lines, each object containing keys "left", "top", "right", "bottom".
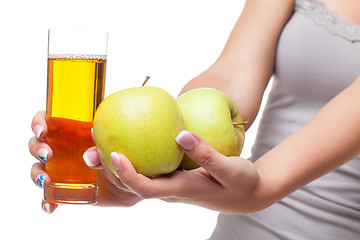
{"left": 175, "top": 130, "right": 230, "bottom": 182}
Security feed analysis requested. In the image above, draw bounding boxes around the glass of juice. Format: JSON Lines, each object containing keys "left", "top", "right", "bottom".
{"left": 45, "top": 29, "right": 107, "bottom": 204}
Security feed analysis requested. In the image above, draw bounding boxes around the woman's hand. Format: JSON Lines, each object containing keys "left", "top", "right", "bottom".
{"left": 28, "top": 111, "right": 142, "bottom": 213}
{"left": 110, "top": 131, "right": 262, "bottom": 214}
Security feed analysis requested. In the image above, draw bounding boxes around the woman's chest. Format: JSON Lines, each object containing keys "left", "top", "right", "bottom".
{"left": 319, "top": 0, "right": 360, "bottom": 25}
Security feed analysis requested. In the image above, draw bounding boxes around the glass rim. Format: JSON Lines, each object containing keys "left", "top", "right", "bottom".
{"left": 48, "top": 28, "right": 109, "bottom": 35}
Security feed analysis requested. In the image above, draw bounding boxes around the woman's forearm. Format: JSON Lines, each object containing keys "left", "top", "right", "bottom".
{"left": 251, "top": 76, "right": 360, "bottom": 210}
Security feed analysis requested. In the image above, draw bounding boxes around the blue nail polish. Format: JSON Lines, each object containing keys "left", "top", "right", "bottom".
{"left": 38, "top": 148, "right": 48, "bottom": 163}
{"left": 36, "top": 175, "right": 45, "bottom": 188}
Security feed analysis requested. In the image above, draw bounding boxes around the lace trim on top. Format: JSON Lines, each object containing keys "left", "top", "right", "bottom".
{"left": 296, "top": 0, "right": 360, "bottom": 42}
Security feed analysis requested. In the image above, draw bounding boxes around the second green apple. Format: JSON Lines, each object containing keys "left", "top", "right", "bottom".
{"left": 177, "top": 88, "right": 245, "bottom": 169}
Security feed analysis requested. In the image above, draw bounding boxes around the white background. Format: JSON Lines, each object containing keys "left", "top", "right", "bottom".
{"left": 0, "top": 1, "right": 271, "bottom": 239}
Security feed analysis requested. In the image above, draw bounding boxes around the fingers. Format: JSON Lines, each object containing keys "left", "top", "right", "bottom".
{"left": 30, "top": 159, "right": 49, "bottom": 194}
{"left": 30, "top": 111, "right": 59, "bottom": 214}
{"left": 31, "top": 163, "right": 59, "bottom": 213}
{"left": 83, "top": 148, "right": 140, "bottom": 192}
{"left": 175, "top": 131, "right": 234, "bottom": 184}
{"left": 111, "top": 153, "right": 186, "bottom": 199}
{"left": 83, "top": 146, "right": 102, "bottom": 169}
{"left": 31, "top": 162, "right": 50, "bottom": 188}
{"left": 28, "top": 136, "right": 53, "bottom": 163}
{"left": 31, "top": 110, "right": 47, "bottom": 139}
{"left": 176, "top": 131, "right": 260, "bottom": 190}
{"left": 29, "top": 110, "right": 53, "bottom": 163}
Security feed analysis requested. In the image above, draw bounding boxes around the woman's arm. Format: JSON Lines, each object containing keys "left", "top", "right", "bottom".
{"left": 252, "top": 76, "right": 360, "bottom": 210}
{"left": 180, "top": 0, "right": 295, "bottom": 129}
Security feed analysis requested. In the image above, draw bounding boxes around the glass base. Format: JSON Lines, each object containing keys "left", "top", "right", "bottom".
{"left": 44, "top": 182, "right": 98, "bottom": 204}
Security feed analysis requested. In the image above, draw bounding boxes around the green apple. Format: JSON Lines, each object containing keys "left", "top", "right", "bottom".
{"left": 176, "top": 88, "right": 245, "bottom": 169}
{"left": 93, "top": 86, "right": 184, "bottom": 177}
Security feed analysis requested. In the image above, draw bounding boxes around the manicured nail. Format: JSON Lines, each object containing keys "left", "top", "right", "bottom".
{"left": 35, "top": 174, "right": 46, "bottom": 188}
{"left": 111, "top": 152, "right": 123, "bottom": 171}
{"left": 33, "top": 125, "right": 43, "bottom": 138}
{"left": 83, "top": 150, "right": 99, "bottom": 167}
{"left": 42, "top": 202, "right": 51, "bottom": 214}
{"left": 91, "top": 128, "right": 95, "bottom": 143}
{"left": 37, "top": 148, "right": 48, "bottom": 163}
{"left": 175, "top": 130, "right": 198, "bottom": 151}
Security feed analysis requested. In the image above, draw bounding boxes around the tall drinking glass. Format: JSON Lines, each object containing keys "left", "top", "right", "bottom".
{"left": 45, "top": 29, "right": 107, "bottom": 204}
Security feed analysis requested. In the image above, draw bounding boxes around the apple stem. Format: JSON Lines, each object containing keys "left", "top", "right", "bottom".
{"left": 142, "top": 76, "right": 150, "bottom": 86}
{"left": 233, "top": 121, "right": 249, "bottom": 126}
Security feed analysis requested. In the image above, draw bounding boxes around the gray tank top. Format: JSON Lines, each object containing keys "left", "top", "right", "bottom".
{"left": 209, "top": 0, "right": 360, "bottom": 239}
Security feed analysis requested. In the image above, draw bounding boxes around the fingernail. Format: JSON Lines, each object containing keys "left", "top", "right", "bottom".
{"left": 33, "top": 125, "right": 43, "bottom": 138}
{"left": 91, "top": 128, "right": 95, "bottom": 143}
{"left": 35, "top": 174, "right": 46, "bottom": 188}
{"left": 83, "top": 150, "right": 99, "bottom": 167}
{"left": 111, "top": 152, "right": 123, "bottom": 171}
{"left": 37, "top": 148, "right": 48, "bottom": 163}
{"left": 175, "top": 130, "right": 198, "bottom": 151}
{"left": 42, "top": 202, "right": 51, "bottom": 214}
